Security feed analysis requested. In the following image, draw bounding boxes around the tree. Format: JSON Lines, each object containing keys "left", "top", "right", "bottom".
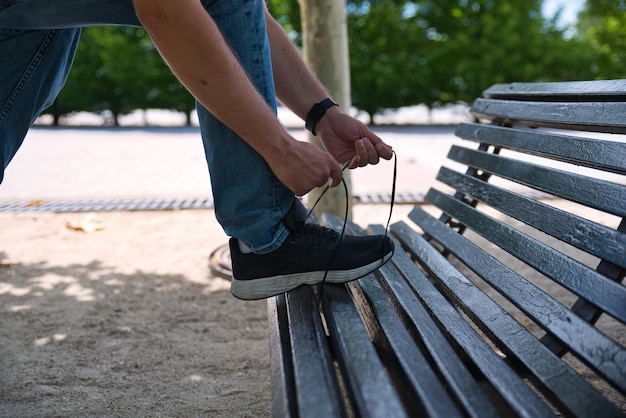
{"left": 47, "top": 1, "right": 616, "bottom": 127}
{"left": 298, "top": 0, "right": 353, "bottom": 218}
{"left": 415, "top": 0, "right": 553, "bottom": 103}
{"left": 267, "top": 0, "right": 302, "bottom": 46}
{"left": 48, "top": 26, "right": 194, "bottom": 125}
{"left": 577, "top": 0, "right": 626, "bottom": 79}
{"left": 349, "top": 1, "right": 431, "bottom": 120}
{"left": 274, "top": 0, "right": 590, "bottom": 118}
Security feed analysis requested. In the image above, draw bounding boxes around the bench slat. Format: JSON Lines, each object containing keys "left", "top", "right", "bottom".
{"left": 455, "top": 122, "right": 626, "bottom": 175}
{"left": 319, "top": 284, "right": 408, "bottom": 418}
{"left": 364, "top": 225, "right": 501, "bottom": 418}
{"left": 436, "top": 166, "right": 626, "bottom": 270}
{"left": 389, "top": 220, "right": 557, "bottom": 418}
{"left": 447, "top": 145, "right": 626, "bottom": 217}
{"left": 268, "top": 295, "right": 297, "bottom": 417}
{"left": 483, "top": 80, "right": 626, "bottom": 101}
{"left": 470, "top": 98, "right": 626, "bottom": 133}
{"left": 409, "top": 202, "right": 626, "bottom": 396}
{"left": 349, "top": 273, "right": 484, "bottom": 418}
{"left": 396, "top": 214, "right": 626, "bottom": 417}
{"left": 284, "top": 287, "right": 346, "bottom": 417}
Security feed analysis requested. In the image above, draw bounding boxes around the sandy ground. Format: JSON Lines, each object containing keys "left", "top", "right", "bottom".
{"left": 0, "top": 204, "right": 413, "bottom": 417}
{"left": 0, "top": 209, "right": 269, "bottom": 417}
{"left": 1, "top": 203, "right": 624, "bottom": 416}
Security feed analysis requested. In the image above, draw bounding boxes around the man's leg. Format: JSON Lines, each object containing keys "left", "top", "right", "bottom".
{"left": 197, "top": 0, "right": 294, "bottom": 254}
{"left": 0, "top": 0, "right": 140, "bottom": 183}
{"left": 0, "top": 0, "right": 140, "bottom": 29}
{"left": 197, "top": 0, "right": 394, "bottom": 300}
{"left": 0, "top": 28, "right": 81, "bottom": 183}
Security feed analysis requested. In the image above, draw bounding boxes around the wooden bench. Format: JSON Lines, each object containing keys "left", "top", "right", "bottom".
{"left": 268, "top": 80, "right": 626, "bottom": 418}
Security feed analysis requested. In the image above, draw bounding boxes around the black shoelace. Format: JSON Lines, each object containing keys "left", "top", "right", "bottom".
{"left": 306, "top": 151, "right": 397, "bottom": 307}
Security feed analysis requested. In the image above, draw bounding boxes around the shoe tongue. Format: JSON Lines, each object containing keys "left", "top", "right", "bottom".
{"left": 283, "top": 199, "right": 308, "bottom": 233}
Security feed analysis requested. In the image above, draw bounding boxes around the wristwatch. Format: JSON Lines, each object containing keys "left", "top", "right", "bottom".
{"left": 305, "top": 98, "right": 339, "bottom": 135}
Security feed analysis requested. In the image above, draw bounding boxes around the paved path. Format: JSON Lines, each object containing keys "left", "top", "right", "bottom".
{"left": 0, "top": 125, "right": 463, "bottom": 208}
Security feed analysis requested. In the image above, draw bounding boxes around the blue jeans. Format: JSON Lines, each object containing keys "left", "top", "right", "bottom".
{"left": 0, "top": 0, "right": 293, "bottom": 253}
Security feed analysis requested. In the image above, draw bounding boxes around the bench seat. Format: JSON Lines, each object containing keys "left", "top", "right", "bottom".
{"left": 268, "top": 79, "right": 626, "bottom": 418}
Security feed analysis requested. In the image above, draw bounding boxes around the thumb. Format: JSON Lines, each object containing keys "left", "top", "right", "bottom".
{"left": 328, "top": 163, "right": 344, "bottom": 188}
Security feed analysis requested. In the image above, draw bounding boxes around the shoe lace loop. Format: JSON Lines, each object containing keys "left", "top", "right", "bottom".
{"left": 307, "top": 151, "right": 397, "bottom": 307}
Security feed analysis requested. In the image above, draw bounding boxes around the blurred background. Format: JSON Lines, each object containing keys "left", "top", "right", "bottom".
{"left": 36, "top": 0, "right": 624, "bottom": 128}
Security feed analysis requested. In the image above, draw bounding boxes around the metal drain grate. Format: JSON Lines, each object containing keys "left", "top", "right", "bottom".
{"left": 0, "top": 193, "right": 426, "bottom": 213}
{"left": 354, "top": 192, "right": 424, "bottom": 204}
{"left": 0, "top": 197, "right": 215, "bottom": 213}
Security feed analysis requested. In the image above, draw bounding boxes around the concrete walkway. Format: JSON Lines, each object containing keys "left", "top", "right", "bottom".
{"left": 0, "top": 125, "right": 464, "bottom": 209}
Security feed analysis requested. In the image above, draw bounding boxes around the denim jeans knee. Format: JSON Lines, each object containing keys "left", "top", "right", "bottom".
{"left": 0, "top": 0, "right": 139, "bottom": 181}
{"left": 0, "top": 28, "right": 81, "bottom": 183}
{"left": 0, "top": 0, "right": 140, "bottom": 29}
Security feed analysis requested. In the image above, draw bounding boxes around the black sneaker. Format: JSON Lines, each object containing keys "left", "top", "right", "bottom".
{"left": 229, "top": 200, "right": 394, "bottom": 300}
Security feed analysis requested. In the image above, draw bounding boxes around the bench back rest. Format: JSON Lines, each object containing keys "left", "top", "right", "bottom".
{"left": 407, "top": 80, "right": 625, "bottom": 395}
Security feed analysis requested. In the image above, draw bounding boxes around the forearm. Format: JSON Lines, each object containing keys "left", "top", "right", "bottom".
{"left": 134, "top": 0, "right": 290, "bottom": 162}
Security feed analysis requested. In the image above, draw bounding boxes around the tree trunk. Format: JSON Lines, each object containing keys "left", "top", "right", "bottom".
{"left": 298, "top": 0, "right": 352, "bottom": 220}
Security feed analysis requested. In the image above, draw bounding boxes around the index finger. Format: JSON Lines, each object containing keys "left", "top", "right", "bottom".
{"left": 362, "top": 130, "right": 393, "bottom": 160}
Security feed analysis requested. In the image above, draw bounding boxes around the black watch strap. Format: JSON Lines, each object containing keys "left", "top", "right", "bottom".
{"left": 305, "top": 98, "right": 338, "bottom": 135}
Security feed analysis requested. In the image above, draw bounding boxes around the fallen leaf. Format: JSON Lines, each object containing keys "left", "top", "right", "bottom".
{"left": 26, "top": 200, "right": 45, "bottom": 207}
{"left": 66, "top": 213, "right": 104, "bottom": 233}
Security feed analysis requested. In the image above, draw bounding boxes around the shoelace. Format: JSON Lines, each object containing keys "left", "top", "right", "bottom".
{"left": 306, "top": 151, "right": 397, "bottom": 307}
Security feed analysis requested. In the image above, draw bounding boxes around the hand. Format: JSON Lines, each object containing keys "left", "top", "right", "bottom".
{"left": 267, "top": 138, "right": 344, "bottom": 197}
{"left": 315, "top": 108, "right": 393, "bottom": 169}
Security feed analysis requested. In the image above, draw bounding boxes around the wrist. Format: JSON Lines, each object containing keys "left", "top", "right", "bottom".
{"left": 260, "top": 129, "right": 297, "bottom": 167}
{"left": 305, "top": 98, "right": 339, "bottom": 135}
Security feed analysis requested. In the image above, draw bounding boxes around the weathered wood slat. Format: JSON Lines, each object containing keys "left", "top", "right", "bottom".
{"left": 470, "top": 98, "right": 626, "bottom": 133}
{"left": 284, "top": 287, "right": 345, "bottom": 417}
{"left": 323, "top": 221, "right": 484, "bottom": 418}
{"left": 397, "top": 213, "right": 625, "bottom": 417}
{"left": 364, "top": 224, "right": 501, "bottom": 418}
{"left": 455, "top": 122, "right": 626, "bottom": 175}
{"left": 409, "top": 202, "right": 626, "bottom": 396}
{"left": 483, "top": 80, "right": 626, "bottom": 101}
{"left": 348, "top": 275, "right": 474, "bottom": 418}
{"left": 267, "top": 295, "right": 297, "bottom": 418}
{"left": 389, "top": 220, "right": 557, "bottom": 418}
{"left": 447, "top": 145, "right": 626, "bottom": 217}
{"left": 320, "top": 284, "right": 408, "bottom": 418}
{"left": 436, "top": 166, "right": 626, "bottom": 270}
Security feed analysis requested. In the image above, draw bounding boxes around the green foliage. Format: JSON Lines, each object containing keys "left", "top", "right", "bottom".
{"left": 268, "top": 0, "right": 622, "bottom": 122}
{"left": 48, "top": 26, "right": 194, "bottom": 125}
{"left": 348, "top": 2, "right": 431, "bottom": 118}
{"left": 47, "top": 1, "right": 624, "bottom": 125}
{"left": 424, "top": 0, "right": 550, "bottom": 101}
{"left": 576, "top": 0, "right": 626, "bottom": 78}
{"left": 347, "top": 0, "right": 586, "bottom": 118}
{"left": 267, "top": 0, "right": 302, "bottom": 45}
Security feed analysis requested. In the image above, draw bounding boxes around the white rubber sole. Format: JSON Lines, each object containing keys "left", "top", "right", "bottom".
{"left": 230, "top": 251, "right": 393, "bottom": 300}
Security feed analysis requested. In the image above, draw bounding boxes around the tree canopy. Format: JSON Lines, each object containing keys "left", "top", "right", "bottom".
{"left": 48, "top": 26, "right": 194, "bottom": 125}
{"left": 270, "top": 0, "right": 624, "bottom": 121}
{"left": 576, "top": 0, "right": 626, "bottom": 79}
{"left": 46, "top": 0, "right": 624, "bottom": 125}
